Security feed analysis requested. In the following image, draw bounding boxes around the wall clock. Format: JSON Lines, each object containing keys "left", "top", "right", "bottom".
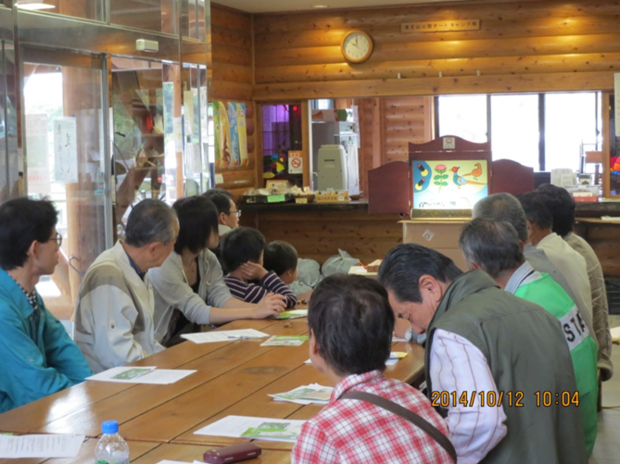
{"left": 340, "top": 30, "right": 374, "bottom": 64}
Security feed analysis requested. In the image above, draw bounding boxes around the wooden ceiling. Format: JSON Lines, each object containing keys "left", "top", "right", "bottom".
{"left": 211, "top": 0, "right": 474, "bottom": 14}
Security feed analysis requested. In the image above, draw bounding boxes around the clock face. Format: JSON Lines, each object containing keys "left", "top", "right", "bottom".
{"left": 343, "top": 32, "right": 372, "bottom": 63}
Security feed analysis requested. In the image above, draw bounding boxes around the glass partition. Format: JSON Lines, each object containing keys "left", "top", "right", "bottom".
{"left": 111, "top": 57, "right": 185, "bottom": 238}
{"left": 111, "top": 0, "right": 177, "bottom": 34}
{"left": 23, "top": 49, "right": 108, "bottom": 318}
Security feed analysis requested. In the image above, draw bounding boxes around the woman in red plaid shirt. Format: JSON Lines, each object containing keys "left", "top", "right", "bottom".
{"left": 292, "top": 274, "right": 453, "bottom": 463}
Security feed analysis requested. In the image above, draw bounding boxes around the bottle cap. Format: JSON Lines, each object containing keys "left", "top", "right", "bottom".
{"left": 101, "top": 420, "right": 119, "bottom": 434}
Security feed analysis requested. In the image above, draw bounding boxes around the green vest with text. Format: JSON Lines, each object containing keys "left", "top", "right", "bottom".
{"left": 513, "top": 271, "right": 598, "bottom": 456}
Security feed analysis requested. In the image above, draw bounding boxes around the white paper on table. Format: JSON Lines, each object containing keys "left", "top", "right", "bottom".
{"left": 0, "top": 433, "right": 84, "bottom": 458}
{"left": 87, "top": 367, "right": 196, "bottom": 384}
{"left": 386, "top": 359, "right": 399, "bottom": 366}
{"left": 304, "top": 358, "right": 312, "bottom": 364}
{"left": 392, "top": 336, "right": 409, "bottom": 343}
{"left": 194, "top": 415, "right": 305, "bottom": 442}
{"left": 181, "top": 329, "right": 269, "bottom": 344}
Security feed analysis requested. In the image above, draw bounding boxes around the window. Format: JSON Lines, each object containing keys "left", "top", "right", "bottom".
{"left": 491, "top": 94, "right": 539, "bottom": 169}
{"left": 545, "top": 93, "right": 599, "bottom": 172}
{"left": 438, "top": 95, "right": 487, "bottom": 143}
{"left": 437, "top": 92, "right": 600, "bottom": 172}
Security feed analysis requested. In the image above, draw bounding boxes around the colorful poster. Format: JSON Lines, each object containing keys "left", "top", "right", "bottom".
{"left": 213, "top": 101, "right": 247, "bottom": 169}
{"left": 236, "top": 103, "right": 248, "bottom": 167}
{"left": 412, "top": 160, "right": 488, "bottom": 209}
{"left": 216, "top": 101, "right": 231, "bottom": 168}
{"left": 227, "top": 102, "right": 241, "bottom": 167}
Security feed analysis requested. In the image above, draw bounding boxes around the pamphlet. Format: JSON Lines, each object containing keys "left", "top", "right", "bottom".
{"left": 194, "top": 415, "right": 305, "bottom": 442}
{"left": 87, "top": 366, "right": 196, "bottom": 384}
{"left": 276, "top": 309, "right": 308, "bottom": 320}
{"left": 269, "top": 383, "right": 333, "bottom": 405}
{"left": 240, "top": 421, "right": 303, "bottom": 441}
{"left": 0, "top": 434, "right": 84, "bottom": 458}
{"left": 260, "top": 335, "right": 309, "bottom": 347}
{"left": 181, "top": 329, "right": 269, "bottom": 344}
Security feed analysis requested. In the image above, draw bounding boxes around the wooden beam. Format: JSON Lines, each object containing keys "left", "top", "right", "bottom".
{"left": 253, "top": 71, "right": 614, "bottom": 101}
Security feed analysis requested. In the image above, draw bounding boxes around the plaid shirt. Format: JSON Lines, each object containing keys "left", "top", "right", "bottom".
{"left": 291, "top": 370, "right": 453, "bottom": 464}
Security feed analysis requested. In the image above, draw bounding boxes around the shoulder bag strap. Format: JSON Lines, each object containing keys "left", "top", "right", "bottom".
{"left": 341, "top": 391, "right": 457, "bottom": 463}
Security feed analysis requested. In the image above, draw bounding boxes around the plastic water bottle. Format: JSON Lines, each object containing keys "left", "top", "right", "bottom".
{"left": 94, "top": 420, "right": 130, "bottom": 464}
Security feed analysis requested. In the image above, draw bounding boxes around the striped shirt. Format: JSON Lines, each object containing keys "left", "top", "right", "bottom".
{"left": 429, "top": 328, "right": 507, "bottom": 464}
{"left": 223, "top": 271, "right": 297, "bottom": 309}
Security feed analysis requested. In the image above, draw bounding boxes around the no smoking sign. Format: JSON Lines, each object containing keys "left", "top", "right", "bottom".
{"left": 288, "top": 150, "right": 303, "bottom": 174}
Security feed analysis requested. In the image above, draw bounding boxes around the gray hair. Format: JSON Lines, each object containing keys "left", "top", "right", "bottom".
{"left": 459, "top": 218, "right": 524, "bottom": 278}
{"left": 472, "top": 193, "right": 528, "bottom": 242}
{"left": 125, "top": 199, "right": 177, "bottom": 247}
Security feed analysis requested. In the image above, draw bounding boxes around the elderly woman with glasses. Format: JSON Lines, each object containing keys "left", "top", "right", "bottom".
{"left": 0, "top": 198, "right": 92, "bottom": 413}
{"left": 148, "top": 196, "right": 285, "bottom": 347}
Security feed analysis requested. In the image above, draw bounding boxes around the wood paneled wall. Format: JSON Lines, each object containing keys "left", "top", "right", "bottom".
{"left": 357, "top": 96, "right": 433, "bottom": 195}
{"left": 243, "top": 209, "right": 403, "bottom": 265}
{"left": 252, "top": 0, "right": 620, "bottom": 100}
{"left": 211, "top": 4, "right": 258, "bottom": 196}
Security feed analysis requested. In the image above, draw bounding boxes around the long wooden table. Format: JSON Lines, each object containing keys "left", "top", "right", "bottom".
{"left": 0, "top": 316, "right": 424, "bottom": 463}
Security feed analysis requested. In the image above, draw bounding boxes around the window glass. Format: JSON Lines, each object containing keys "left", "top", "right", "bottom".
{"left": 491, "top": 94, "right": 539, "bottom": 169}
{"left": 545, "top": 93, "right": 598, "bottom": 172}
{"left": 111, "top": 0, "right": 177, "bottom": 34}
{"left": 438, "top": 95, "right": 487, "bottom": 143}
{"left": 16, "top": 0, "right": 103, "bottom": 21}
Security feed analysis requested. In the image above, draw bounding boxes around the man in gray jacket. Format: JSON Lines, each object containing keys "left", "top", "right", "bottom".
{"left": 74, "top": 199, "right": 179, "bottom": 373}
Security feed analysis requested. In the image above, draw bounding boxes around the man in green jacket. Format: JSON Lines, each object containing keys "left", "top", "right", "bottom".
{"left": 460, "top": 218, "right": 598, "bottom": 456}
{"left": 0, "top": 198, "right": 92, "bottom": 413}
{"left": 379, "top": 243, "right": 587, "bottom": 463}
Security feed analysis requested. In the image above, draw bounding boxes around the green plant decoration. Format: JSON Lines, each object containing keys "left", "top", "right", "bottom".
{"left": 433, "top": 164, "right": 449, "bottom": 193}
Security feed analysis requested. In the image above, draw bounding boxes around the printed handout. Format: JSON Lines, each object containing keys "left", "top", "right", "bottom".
{"left": 182, "top": 329, "right": 269, "bottom": 344}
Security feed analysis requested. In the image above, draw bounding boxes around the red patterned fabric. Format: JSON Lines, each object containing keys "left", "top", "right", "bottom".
{"left": 291, "top": 370, "right": 453, "bottom": 464}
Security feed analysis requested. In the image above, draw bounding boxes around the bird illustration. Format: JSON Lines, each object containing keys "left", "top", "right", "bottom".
{"left": 462, "top": 163, "right": 483, "bottom": 178}
{"left": 452, "top": 166, "right": 467, "bottom": 187}
{"left": 416, "top": 163, "right": 429, "bottom": 176}
{"left": 415, "top": 178, "right": 426, "bottom": 191}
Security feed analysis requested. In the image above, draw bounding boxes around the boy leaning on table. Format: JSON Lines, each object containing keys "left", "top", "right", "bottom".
{"left": 291, "top": 274, "right": 454, "bottom": 464}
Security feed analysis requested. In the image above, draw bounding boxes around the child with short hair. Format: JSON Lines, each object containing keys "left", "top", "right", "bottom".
{"left": 292, "top": 274, "right": 453, "bottom": 464}
{"left": 221, "top": 227, "right": 297, "bottom": 309}
{"left": 263, "top": 240, "right": 298, "bottom": 285}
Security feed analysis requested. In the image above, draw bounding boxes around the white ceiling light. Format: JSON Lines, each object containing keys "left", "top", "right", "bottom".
{"left": 16, "top": 1, "right": 55, "bottom": 10}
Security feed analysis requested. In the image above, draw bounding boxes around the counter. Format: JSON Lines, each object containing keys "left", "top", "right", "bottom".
{"left": 239, "top": 200, "right": 403, "bottom": 265}
{"left": 239, "top": 199, "right": 620, "bottom": 276}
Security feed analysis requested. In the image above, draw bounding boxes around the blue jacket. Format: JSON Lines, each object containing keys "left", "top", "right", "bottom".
{"left": 0, "top": 268, "right": 92, "bottom": 413}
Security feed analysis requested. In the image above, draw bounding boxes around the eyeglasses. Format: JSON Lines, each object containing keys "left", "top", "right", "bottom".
{"left": 48, "top": 232, "right": 62, "bottom": 247}
{"left": 229, "top": 210, "right": 241, "bottom": 218}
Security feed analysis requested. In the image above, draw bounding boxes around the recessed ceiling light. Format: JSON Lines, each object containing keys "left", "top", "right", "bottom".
{"left": 312, "top": 4, "right": 329, "bottom": 8}
{"left": 16, "top": 1, "right": 55, "bottom": 10}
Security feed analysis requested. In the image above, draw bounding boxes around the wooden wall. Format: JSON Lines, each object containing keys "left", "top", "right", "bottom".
{"left": 252, "top": 0, "right": 620, "bottom": 100}
{"left": 210, "top": 4, "right": 258, "bottom": 196}
{"left": 242, "top": 208, "right": 403, "bottom": 265}
{"left": 357, "top": 96, "right": 433, "bottom": 195}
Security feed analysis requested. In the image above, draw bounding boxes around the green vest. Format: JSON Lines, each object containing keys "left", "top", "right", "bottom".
{"left": 425, "top": 270, "right": 587, "bottom": 464}
{"left": 512, "top": 269, "right": 598, "bottom": 456}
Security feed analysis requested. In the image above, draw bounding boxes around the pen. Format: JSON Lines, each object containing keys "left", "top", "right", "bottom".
{"left": 227, "top": 336, "right": 262, "bottom": 340}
